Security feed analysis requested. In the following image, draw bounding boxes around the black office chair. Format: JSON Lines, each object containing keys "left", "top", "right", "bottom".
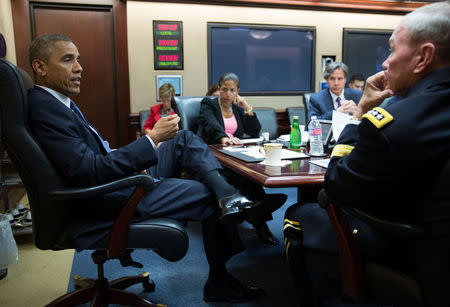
{"left": 253, "top": 107, "right": 279, "bottom": 140}
{"left": 171, "top": 96, "right": 204, "bottom": 134}
{"left": 284, "top": 159, "right": 450, "bottom": 307}
{"left": 0, "top": 59, "right": 189, "bottom": 306}
{"left": 303, "top": 93, "right": 312, "bottom": 125}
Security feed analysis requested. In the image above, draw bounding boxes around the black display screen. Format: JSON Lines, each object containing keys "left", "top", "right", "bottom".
{"left": 208, "top": 23, "right": 316, "bottom": 95}
{"left": 343, "top": 29, "right": 393, "bottom": 83}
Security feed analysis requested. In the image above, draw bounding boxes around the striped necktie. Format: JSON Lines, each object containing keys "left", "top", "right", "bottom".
{"left": 336, "top": 97, "right": 342, "bottom": 108}
{"left": 70, "top": 100, "right": 112, "bottom": 153}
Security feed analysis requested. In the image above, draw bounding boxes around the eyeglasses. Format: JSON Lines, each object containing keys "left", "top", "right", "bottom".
{"left": 220, "top": 87, "right": 237, "bottom": 94}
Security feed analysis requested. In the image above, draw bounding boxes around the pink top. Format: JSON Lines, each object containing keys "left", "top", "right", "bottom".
{"left": 223, "top": 114, "right": 238, "bottom": 138}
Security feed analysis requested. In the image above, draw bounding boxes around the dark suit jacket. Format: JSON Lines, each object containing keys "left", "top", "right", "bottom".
{"left": 308, "top": 88, "right": 363, "bottom": 121}
{"left": 28, "top": 87, "right": 159, "bottom": 248}
{"left": 28, "top": 87, "right": 157, "bottom": 188}
{"left": 198, "top": 96, "right": 261, "bottom": 144}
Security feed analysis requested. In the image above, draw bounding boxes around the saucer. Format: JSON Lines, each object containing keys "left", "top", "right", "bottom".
{"left": 259, "top": 159, "right": 292, "bottom": 166}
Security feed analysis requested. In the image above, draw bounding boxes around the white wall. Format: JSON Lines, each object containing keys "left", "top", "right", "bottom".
{"left": 128, "top": 1, "right": 403, "bottom": 112}
{"left": 0, "top": 0, "right": 17, "bottom": 64}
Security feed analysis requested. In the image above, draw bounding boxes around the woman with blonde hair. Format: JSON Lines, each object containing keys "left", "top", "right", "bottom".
{"left": 143, "top": 83, "right": 176, "bottom": 134}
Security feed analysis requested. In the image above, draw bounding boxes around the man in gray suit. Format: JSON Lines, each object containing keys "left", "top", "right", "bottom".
{"left": 308, "top": 62, "right": 363, "bottom": 121}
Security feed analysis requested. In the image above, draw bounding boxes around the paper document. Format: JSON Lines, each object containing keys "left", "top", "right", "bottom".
{"left": 309, "top": 158, "right": 330, "bottom": 168}
{"left": 240, "top": 137, "right": 263, "bottom": 144}
{"left": 222, "top": 145, "right": 308, "bottom": 160}
{"left": 332, "top": 111, "right": 352, "bottom": 141}
{"left": 281, "top": 149, "right": 309, "bottom": 159}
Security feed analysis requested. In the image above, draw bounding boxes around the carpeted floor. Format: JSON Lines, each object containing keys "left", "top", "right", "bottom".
{"left": 67, "top": 187, "right": 390, "bottom": 307}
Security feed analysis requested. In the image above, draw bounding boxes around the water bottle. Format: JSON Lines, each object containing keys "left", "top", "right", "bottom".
{"left": 290, "top": 116, "right": 302, "bottom": 149}
{"left": 308, "top": 116, "right": 324, "bottom": 156}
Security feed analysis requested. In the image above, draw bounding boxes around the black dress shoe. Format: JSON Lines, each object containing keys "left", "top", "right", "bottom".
{"left": 263, "top": 193, "right": 288, "bottom": 213}
{"left": 246, "top": 193, "right": 288, "bottom": 221}
{"left": 0, "top": 268, "right": 7, "bottom": 280}
{"left": 218, "top": 194, "right": 263, "bottom": 224}
{"left": 254, "top": 222, "right": 279, "bottom": 245}
{"left": 204, "top": 273, "right": 265, "bottom": 303}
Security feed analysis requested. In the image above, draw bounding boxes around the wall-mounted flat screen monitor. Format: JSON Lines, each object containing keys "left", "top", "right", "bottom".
{"left": 208, "top": 23, "right": 316, "bottom": 95}
{"left": 343, "top": 29, "right": 393, "bottom": 85}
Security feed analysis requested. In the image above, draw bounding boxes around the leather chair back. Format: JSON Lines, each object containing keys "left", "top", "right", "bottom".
{"left": 139, "top": 110, "right": 150, "bottom": 135}
{"left": 172, "top": 96, "right": 204, "bottom": 134}
{"left": 0, "top": 59, "right": 71, "bottom": 250}
{"left": 253, "top": 107, "right": 278, "bottom": 140}
{"left": 303, "top": 93, "right": 312, "bottom": 125}
{"left": 287, "top": 107, "right": 306, "bottom": 126}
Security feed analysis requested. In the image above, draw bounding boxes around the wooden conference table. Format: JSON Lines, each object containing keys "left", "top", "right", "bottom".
{"left": 209, "top": 144, "right": 328, "bottom": 204}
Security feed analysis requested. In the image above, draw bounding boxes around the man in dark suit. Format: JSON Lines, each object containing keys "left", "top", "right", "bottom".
{"left": 308, "top": 62, "right": 363, "bottom": 121}
{"left": 348, "top": 73, "right": 365, "bottom": 91}
{"left": 285, "top": 1, "right": 450, "bottom": 304}
{"left": 27, "top": 33, "right": 266, "bottom": 302}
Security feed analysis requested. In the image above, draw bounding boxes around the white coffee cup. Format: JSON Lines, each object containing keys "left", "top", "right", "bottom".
{"left": 260, "top": 143, "right": 282, "bottom": 165}
{"left": 261, "top": 132, "right": 269, "bottom": 141}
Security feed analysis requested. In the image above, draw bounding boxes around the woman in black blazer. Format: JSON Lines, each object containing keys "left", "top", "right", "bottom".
{"left": 199, "top": 73, "right": 286, "bottom": 245}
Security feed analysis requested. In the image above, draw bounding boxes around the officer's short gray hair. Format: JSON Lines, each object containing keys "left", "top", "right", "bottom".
{"left": 403, "top": 1, "right": 450, "bottom": 63}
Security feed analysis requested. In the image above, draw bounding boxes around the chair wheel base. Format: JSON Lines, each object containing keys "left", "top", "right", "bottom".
{"left": 73, "top": 275, "right": 95, "bottom": 289}
{"left": 143, "top": 276, "right": 156, "bottom": 292}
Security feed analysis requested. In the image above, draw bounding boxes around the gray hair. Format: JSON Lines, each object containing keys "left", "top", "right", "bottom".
{"left": 218, "top": 72, "right": 240, "bottom": 88}
{"left": 324, "top": 62, "right": 349, "bottom": 80}
{"left": 403, "top": 1, "right": 450, "bottom": 62}
{"left": 29, "top": 34, "right": 72, "bottom": 67}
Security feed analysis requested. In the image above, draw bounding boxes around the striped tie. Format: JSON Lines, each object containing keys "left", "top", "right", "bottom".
{"left": 336, "top": 97, "right": 342, "bottom": 108}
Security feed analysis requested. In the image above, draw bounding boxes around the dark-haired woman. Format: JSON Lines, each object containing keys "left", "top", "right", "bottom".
{"left": 198, "top": 72, "right": 286, "bottom": 245}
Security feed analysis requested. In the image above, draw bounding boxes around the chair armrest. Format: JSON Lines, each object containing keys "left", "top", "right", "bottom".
{"left": 108, "top": 183, "right": 149, "bottom": 258}
{"left": 319, "top": 189, "right": 423, "bottom": 238}
{"left": 49, "top": 174, "right": 155, "bottom": 259}
{"left": 347, "top": 208, "right": 424, "bottom": 239}
{"left": 48, "top": 174, "right": 154, "bottom": 200}
{"left": 318, "top": 188, "right": 365, "bottom": 302}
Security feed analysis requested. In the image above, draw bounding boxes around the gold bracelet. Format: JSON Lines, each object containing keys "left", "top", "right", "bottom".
{"left": 245, "top": 106, "right": 253, "bottom": 114}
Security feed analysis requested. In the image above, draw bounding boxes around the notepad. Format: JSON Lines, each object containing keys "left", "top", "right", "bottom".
{"left": 309, "top": 158, "right": 330, "bottom": 168}
{"left": 240, "top": 137, "right": 264, "bottom": 144}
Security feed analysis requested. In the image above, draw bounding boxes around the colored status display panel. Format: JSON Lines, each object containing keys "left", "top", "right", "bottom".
{"left": 153, "top": 21, "right": 183, "bottom": 70}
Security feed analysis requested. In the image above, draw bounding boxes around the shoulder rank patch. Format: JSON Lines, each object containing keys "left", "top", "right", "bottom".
{"left": 362, "top": 107, "right": 393, "bottom": 129}
{"left": 331, "top": 144, "right": 354, "bottom": 158}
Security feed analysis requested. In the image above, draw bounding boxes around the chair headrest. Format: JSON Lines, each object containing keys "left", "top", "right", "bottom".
{"left": 172, "top": 96, "right": 204, "bottom": 133}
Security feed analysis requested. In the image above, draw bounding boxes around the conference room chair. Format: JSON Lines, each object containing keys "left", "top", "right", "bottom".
{"left": 284, "top": 160, "right": 450, "bottom": 307}
{"left": 139, "top": 109, "right": 151, "bottom": 136}
{"left": 286, "top": 107, "right": 306, "bottom": 127}
{"left": 0, "top": 59, "right": 189, "bottom": 306}
{"left": 253, "top": 107, "right": 279, "bottom": 140}
{"left": 171, "top": 96, "right": 204, "bottom": 134}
